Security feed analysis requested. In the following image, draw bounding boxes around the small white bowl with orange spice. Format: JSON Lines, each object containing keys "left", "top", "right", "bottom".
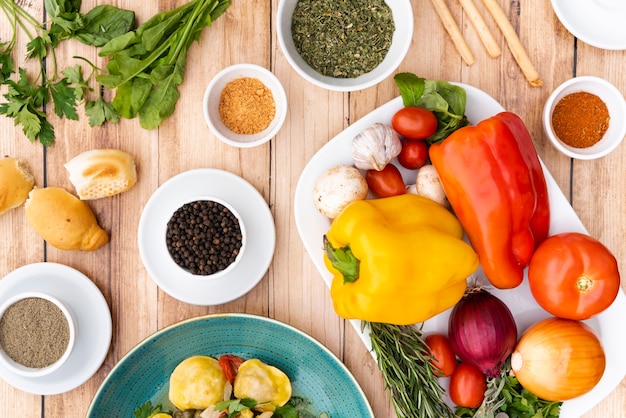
{"left": 203, "top": 63, "right": 288, "bottom": 148}
{"left": 543, "top": 76, "right": 626, "bottom": 160}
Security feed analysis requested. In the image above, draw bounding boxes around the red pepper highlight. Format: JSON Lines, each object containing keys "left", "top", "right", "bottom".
{"left": 429, "top": 112, "right": 550, "bottom": 289}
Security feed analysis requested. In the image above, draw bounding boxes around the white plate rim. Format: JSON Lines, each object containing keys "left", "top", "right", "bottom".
{"left": 293, "top": 83, "right": 626, "bottom": 416}
{"left": 0, "top": 262, "right": 112, "bottom": 395}
{"left": 551, "top": 0, "right": 626, "bottom": 50}
{"left": 137, "top": 168, "right": 276, "bottom": 306}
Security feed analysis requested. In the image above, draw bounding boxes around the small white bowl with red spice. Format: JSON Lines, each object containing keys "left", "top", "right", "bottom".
{"left": 203, "top": 63, "right": 288, "bottom": 148}
{"left": 543, "top": 76, "right": 626, "bottom": 160}
{"left": 0, "top": 291, "right": 76, "bottom": 377}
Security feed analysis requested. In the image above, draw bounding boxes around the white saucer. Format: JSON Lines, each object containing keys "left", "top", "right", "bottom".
{"left": 0, "top": 262, "right": 112, "bottom": 395}
{"left": 138, "top": 168, "right": 276, "bottom": 305}
{"left": 551, "top": 0, "right": 626, "bottom": 50}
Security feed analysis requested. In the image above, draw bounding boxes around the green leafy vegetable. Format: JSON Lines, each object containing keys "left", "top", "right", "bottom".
{"left": 366, "top": 321, "right": 456, "bottom": 418}
{"left": 215, "top": 398, "right": 259, "bottom": 418}
{"left": 394, "top": 72, "right": 469, "bottom": 144}
{"left": 132, "top": 400, "right": 168, "bottom": 418}
{"left": 456, "top": 375, "right": 562, "bottom": 418}
{"left": 97, "top": 0, "right": 231, "bottom": 130}
{"left": 0, "top": 0, "right": 134, "bottom": 144}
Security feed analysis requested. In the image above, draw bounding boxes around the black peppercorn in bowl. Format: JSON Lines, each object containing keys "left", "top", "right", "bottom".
{"left": 543, "top": 76, "right": 626, "bottom": 160}
{"left": 0, "top": 291, "right": 76, "bottom": 378}
{"left": 277, "top": 0, "right": 413, "bottom": 92}
{"left": 138, "top": 169, "right": 276, "bottom": 306}
{"left": 165, "top": 196, "right": 247, "bottom": 280}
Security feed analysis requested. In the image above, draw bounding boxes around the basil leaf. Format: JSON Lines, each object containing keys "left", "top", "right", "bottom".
{"left": 394, "top": 72, "right": 425, "bottom": 107}
{"left": 75, "top": 5, "right": 135, "bottom": 47}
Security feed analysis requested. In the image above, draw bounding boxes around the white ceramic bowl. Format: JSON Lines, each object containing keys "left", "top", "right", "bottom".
{"left": 276, "top": 0, "right": 413, "bottom": 92}
{"left": 165, "top": 196, "right": 247, "bottom": 280}
{"left": 0, "top": 292, "right": 76, "bottom": 377}
{"left": 203, "top": 64, "right": 287, "bottom": 148}
{"left": 543, "top": 76, "right": 626, "bottom": 159}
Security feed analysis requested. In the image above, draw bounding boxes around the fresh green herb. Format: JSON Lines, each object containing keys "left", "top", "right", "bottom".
{"left": 0, "top": 0, "right": 134, "bottom": 144}
{"left": 97, "top": 0, "right": 230, "bottom": 130}
{"left": 366, "top": 321, "right": 456, "bottom": 418}
{"left": 133, "top": 400, "right": 168, "bottom": 418}
{"left": 215, "top": 398, "right": 259, "bottom": 418}
{"left": 456, "top": 375, "right": 562, "bottom": 418}
{"left": 394, "top": 72, "right": 469, "bottom": 144}
{"left": 291, "top": 0, "right": 394, "bottom": 78}
{"left": 215, "top": 396, "right": 328, "bottom": 418}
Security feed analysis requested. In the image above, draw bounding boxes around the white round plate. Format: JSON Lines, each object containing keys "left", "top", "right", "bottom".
{"left": 0, "top": 262, "right": 112, "bottom": 395}
{"left": 293, "top": 84, "right": 626, "bottom": 417}
{"left": 138, "top": 168, "right": 276, "bottom": 305}
{"left": 551, "top": 0, "right": 626, "bottom": 50}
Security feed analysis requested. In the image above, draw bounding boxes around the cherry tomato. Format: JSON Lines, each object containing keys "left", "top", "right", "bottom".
{"left": 365, "top": 164, "right": 405, "bottom": 198}
{"left": 449, "top": 362, "right": 486, "bottom": 408}
{"left": 391, "top": 106, "right": 438, "bottom": 140}
{"left": 397, "top": 139, "right": 429, "bottom": 170}
{"left": 218, "top": 354, "right": 245, "bottom": 384}
{"left": 425, "top": 334, "right": 456, "bottom": 377}
{"left": 528, "top": 232, "right": 621, "bottom": 320}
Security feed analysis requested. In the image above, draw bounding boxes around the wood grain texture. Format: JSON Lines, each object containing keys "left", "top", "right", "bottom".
{"left": 0, "top": 0, "right": 624, "bottom": 417}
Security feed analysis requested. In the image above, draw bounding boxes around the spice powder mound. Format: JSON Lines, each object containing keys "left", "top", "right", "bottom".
{"left": 0, "top": 297, "right": 70, "bottom": 368}
{"left": 218, "top": 77, "right": 276, "bottom": 135}
{"left": 551, "top": 91, "right": 610, "bottom": 148}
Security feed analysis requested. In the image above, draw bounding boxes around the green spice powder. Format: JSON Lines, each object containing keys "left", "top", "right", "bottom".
{"left": 291, "top": 0, "right": 395, "bottom": 78}
{"left": 0, "top": 297, "right": 70, "bottom": 368}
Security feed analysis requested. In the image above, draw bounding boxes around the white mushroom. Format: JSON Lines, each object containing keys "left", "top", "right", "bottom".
{"left": 415, "top": 164, "right": 449, "bottom": 207}
{"left": 312, "top": 165, "right": 368, "bottom": 219}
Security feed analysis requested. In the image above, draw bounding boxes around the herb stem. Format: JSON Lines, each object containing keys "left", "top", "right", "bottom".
{"left": 366, "top": 321, "right": 456, "bottom": 418}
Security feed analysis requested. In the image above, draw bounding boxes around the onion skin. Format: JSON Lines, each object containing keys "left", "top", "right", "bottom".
{"left": 511, "top": 317, "right": 605, "bottom": 401}
{"left": 448, "top": 288, "right": 518, "bottom": 378}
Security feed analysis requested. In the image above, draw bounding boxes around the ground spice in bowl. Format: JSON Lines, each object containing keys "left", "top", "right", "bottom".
{"left": 551, "top": 91, "right": 610, "bottom": 148}
{"left": 218, "top": 77, "right": 276, "bottom": 135}
{"left": 166, "top": 199, "right": 244, "bottom": 276}
{"left": 0, "top": 297, "right": 70, "bottom": 369}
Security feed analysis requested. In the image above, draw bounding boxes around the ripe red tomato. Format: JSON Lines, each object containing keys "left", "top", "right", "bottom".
{"left": 528, "top": 232, "right": 621, "bottom": 320}
{"left": 397, "top": 139, "right": 429, "bottom": 170}
{"left": 449, "top": 362, "right": 486, "bottom": 408}
{"left": 425, "top": 334, "right": 456, "bottom": 377}
{"left": 391, "top": 106, "right": 438, "bottom": 140}
{"left": 365, "top": 164, "right": 405, "bottom": 198}
{"left": 218, "top": 354, "right": 245, "bottom": 384}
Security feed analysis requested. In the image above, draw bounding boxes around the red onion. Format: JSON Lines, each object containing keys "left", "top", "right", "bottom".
{"left": 448, "top": 287, "right": 518, "bottom": 378}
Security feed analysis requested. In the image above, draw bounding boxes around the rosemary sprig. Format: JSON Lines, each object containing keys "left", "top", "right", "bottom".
{"left": 366, "top": 321, "right": 456, "bottom": 418}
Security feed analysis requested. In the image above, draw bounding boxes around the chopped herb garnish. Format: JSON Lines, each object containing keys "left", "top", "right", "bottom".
{"left": 291, "top": 0, "right": 394, "bottom": 78}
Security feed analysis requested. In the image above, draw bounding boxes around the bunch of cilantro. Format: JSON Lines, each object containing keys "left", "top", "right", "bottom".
{"left": 0, "top": 0, "right": 135, "bottom": 145}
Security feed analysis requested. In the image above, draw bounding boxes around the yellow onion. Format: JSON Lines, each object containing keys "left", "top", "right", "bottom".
{"left": 511, "top": 317, "right": 606, "bottom": 401}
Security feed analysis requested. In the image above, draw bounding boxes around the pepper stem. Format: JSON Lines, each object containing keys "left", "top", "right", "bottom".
{"left": 323, "top": 235, "right": 360, "bottom": 284}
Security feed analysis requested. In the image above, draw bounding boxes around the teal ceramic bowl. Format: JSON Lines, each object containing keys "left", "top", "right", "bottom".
{"left": 87, "top": 313, "right": 374, "bottom": 417}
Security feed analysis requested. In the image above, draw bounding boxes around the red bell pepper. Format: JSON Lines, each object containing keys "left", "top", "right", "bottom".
{"left": 429, "top": 111, "right": 550, "bottom": 289}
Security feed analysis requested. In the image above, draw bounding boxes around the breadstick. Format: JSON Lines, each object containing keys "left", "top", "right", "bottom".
{"left": 430, "top": 0, "right": 475, "bottom": 66}
{"left": 458, "top": 0, "right": 502, "bottom": 58}
{"left": 481, "top": 0, "right": 542, "bottom": 86}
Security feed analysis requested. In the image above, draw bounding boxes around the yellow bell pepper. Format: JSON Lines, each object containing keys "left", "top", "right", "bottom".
{"left": 323, "top": 194, "right": 479, "bottom": 325}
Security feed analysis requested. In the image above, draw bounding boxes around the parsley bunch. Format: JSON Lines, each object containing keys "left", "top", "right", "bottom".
{"left": 0, "top": 0, "right": 134, "bottom": 145}
{"left": 457, "top": 375, "right": 562, "bottom": 418}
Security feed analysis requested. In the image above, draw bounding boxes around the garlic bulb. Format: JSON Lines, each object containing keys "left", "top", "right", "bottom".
{"left": 351, "top": 123, "right": 402, "bottom": 171}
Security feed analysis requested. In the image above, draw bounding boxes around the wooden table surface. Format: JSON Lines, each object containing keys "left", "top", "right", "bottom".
{"left": 1, "top": 1, "right": 625, "bottom": 417}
